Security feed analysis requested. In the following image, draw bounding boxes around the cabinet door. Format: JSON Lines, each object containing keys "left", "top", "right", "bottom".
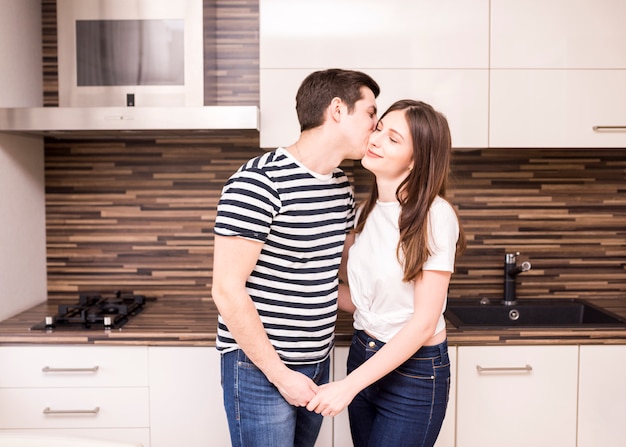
{"left": 578, "top": 345, "right": 626, "bottom": 447}
{"left": 332, "top": 345, "right": 456, "bottom": 447}
{"left": 0, "top": 388, "right": 149, "bottom": 429}
{"left": 259, "top": 0, "right": 489, "bottom": 150}
{"left": 0, "top": 346, "right": 149, "bottom": 387}
{"left": 261, "top": 69, "right": 488, "bottom": 149}
{"left": 261, "top": 0, "right": 488, "bottom": 69}
{"left": 490, "top": 70, "right": 626, "bottom": 148}
{"left": 456, "top": 345, "right": 578, "bottom": 447}
{"left": 148, "top": 347, "right": 230, "bottom": 447}
{"left": 491, "top": 0, "right": 626, "bottom": 69}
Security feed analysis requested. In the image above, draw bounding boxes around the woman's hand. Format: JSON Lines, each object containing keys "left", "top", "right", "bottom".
{"left": 306, "top": 379, "right": 358, "bottom": 417}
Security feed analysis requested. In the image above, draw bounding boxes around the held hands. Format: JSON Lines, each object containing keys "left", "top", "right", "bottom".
{"left": 306, "top": 379, "right": 357, "bottom": 417}
{"left": 272, "top": 368, "right": 357, "bottom": 416}
{"left": 273, "top": 368, "right": 319, "bottom": 407}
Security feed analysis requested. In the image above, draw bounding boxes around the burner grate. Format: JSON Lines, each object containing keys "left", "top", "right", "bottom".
{"left": 30, "top": 291, "right": 148, "bottom": 331}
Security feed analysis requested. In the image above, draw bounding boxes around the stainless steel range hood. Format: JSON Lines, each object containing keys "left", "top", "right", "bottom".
{"left": 0, "top": 106, "right": 259, "bottom": 139}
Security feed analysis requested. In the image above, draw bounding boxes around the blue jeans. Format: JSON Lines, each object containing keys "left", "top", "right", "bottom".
{"left": 221, "top": 349, "right": 330, "bottom": 447}
{"left": 347, "top": 330, "right": 450, "bottom": 447}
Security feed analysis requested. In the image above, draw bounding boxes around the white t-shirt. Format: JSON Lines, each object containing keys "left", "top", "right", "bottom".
{"left": 347, "top": 196, "right": 460, "bottom": 342}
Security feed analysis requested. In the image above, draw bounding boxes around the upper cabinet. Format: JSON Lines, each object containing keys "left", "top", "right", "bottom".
{"left": 490, "top": 70, "right": 626, "bottom": 148}
{"left": 490, "top": 0, "right": 626, "bottom": 148}
{"left": 260, "top": 0, "right": 625, "bottom": 149}
{"left": 491, "top": 0, "right": 626, "bottom": 69}
{"left": 259, "top": 0, "right": 489, "bottom": 149}
{"left": 261, "top": 0, "right": 488, "bottom": 69}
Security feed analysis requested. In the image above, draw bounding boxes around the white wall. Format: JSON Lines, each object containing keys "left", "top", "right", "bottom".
{"left": 0, "top": 0, "right": 47, "bottom": 320}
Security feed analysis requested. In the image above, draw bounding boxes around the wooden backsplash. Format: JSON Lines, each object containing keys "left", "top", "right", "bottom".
{"left": 41, "top": 1, "right": 625, "bottom": 302}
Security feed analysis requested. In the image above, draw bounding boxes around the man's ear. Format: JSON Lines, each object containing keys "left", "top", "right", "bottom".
{"left": 329, "top": 97, "right": 343, "bottom": 123}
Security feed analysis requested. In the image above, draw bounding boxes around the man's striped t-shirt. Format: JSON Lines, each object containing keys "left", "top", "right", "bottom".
{"left": 213, "top": 148, "right": 355, "bottom": 364}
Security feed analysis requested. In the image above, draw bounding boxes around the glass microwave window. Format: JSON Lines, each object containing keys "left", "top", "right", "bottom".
{"left": 76, "top": 19, "right": 185, "bottom": 86}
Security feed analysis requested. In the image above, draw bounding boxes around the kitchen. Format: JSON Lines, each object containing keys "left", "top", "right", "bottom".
{"left": 1, "top": 0, "right": 625, "bottom": 446}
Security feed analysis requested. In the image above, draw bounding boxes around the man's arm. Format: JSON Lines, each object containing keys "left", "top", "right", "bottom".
{"left": 211, "top": 234, "right": 319, "bottom": 406}
{"left": 337, "top": 232, "right": 355, "bottom": 313}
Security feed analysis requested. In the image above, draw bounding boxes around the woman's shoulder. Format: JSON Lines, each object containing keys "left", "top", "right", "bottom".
{"left": 430, "top": 196, "right": 456, "bottom": 215}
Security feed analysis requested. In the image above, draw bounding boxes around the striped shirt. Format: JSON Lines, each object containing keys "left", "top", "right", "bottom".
{"left": 213, "top": 148, "right": 356, "bottom": 364}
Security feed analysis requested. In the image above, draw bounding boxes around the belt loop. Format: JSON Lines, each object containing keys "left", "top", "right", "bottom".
{"left": 438, "top": 340, "right": 446, "bottom": 358}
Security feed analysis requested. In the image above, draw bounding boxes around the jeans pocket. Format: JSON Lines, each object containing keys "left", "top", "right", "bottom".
{"left": 394, "top": 357, "right": 437, "bottom": 380}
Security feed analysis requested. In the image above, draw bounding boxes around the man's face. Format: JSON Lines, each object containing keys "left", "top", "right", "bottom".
{"left": 342, "top": 87, "right": 378, "bottom": 160}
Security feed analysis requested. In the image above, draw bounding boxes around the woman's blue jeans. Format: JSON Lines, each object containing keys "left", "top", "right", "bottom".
{"left": 221, "top": 349, "right": 330, "bottom": 447}
{"left": 347, "top": 330, "right": 450, "bottom": 447}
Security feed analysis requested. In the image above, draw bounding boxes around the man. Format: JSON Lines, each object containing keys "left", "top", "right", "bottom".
{"left": 212, "top": 68, "right": 380, "bottom": 447}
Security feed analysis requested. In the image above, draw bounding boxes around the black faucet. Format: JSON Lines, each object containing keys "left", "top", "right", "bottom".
{"left": 503, "top": 252, "right": 532, "bottom": 305}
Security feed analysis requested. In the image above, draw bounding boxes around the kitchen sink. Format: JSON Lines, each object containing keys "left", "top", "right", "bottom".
{"left": 445, "top": 298, "right": 626, "bottom": 329}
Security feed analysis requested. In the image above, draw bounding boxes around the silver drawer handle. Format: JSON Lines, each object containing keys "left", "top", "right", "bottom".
{"left": 42, "top": 366, "right": 99, "bottom": 373}
{"left": 43, "top": 406, "right": 100, "bottom": 415}
{"left": 476, "top": 364, "right": 533, "bottom": 373}
{"left": 592, "top": 126, "right": 626, "bottom": 131}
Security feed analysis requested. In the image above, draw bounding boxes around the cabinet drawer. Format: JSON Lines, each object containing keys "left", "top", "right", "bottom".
{"left": 0, "top": 346, "right": 148, "bottom": 387}
{"left": 0, "top": 429, "right": 150, "bottom": 447}
{"left": 0, "top": 388, "right": 149, "bottom": 429}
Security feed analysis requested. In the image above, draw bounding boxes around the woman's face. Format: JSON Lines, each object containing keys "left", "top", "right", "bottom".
{"left": 362, "top": 109, "right": 413, "bottom": 181}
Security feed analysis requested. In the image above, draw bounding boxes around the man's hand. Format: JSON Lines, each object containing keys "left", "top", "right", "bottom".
{"left": 270, "top": 367, "right": 319, "bottom": 407}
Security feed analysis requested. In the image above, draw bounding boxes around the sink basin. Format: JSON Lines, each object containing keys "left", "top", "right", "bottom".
{"left": 445, "top": 298, "right": 626, "bottom": 329}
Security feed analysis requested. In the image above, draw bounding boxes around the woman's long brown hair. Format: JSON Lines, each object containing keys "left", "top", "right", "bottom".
{"left": 355, "top": 99, "right": 466, "bottom": 282}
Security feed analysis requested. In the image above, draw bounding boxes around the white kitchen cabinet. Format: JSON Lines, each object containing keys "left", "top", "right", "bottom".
{"left": 490, "top": 70, "right": 626, "bottom": 148}
{"left": 578, "top": 345, "right": 626, "bottom": 447}
{"left": 260, "top": 0, "right": 488, "bottom": 69}
{"left": 148, "top": 346, "right": 333, "bottom": 447}
{"left": 259, "top": 0, "right": 489, "bottom": 149}
{"left": 456, "top": 345, "right": 578, "bottom": 447}
{"left": 332, "top": 345, "right": 456, "bottom": 447}
{"left": 260, "top": 69, "right": 489, "bottom": 150}
{"left": 0, "top": 346, "right": 150, "bottom": 446}
{"left": 489, "top": 0, "right": 626, "bottom": 148}
{"left": 491, "top": 0, "right": 626, "bottom": 69}
{"left": 148, "top": 347, "right": 229, "bottom": 447}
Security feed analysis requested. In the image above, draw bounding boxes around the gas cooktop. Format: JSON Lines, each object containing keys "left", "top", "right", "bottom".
{"left": 30, "top": 291, "right": 151, "bottom": 331}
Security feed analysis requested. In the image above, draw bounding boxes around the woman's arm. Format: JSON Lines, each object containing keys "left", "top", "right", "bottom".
{"left": 307, "top": 269, "right": 451, "bottom": 416}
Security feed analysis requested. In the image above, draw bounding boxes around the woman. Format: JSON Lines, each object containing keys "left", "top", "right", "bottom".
{"left": 307, "top": 99, "right": 466, "bottom": 447}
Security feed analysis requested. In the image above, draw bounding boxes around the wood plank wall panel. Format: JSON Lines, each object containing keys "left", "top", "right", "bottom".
{"left": 448, "top": 149, "right": 626, "bottom": 302}
{"left": 41, "top": 1, "right": 625, "bottom": 304}
{"left": 44, "top": 134, "right": 259, "bottom": 300}
{"left": 42, "top": 0, "right": 58, "bottom": 107}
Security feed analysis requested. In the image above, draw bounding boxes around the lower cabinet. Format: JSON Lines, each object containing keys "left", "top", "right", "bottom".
{"left": 456, "top": 345, "right": 578, "bottom": 447}
{"left": 577, "top": 345, "right": 626, "bottom": 447}
{"left": 148, "top": 346, "right": 230, "bottom": 447}
{"left": 0, "top": 345, "right": 150, "bottom": 446}
{"left": 332, "top": 346, "right": 457, "bottom": 447}
{"left": 3, "top": 343, "right": 624, "bottom": 446}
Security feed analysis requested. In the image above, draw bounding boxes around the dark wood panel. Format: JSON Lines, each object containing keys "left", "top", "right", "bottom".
{"left": 44, "top": 143, "right": 626, "bottom": 303}
{"left": 448, "top": 149, "right": 626, "bottom": 302}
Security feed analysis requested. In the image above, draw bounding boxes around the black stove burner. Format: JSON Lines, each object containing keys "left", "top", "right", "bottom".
{"left": 31, "top": 291, "right": 148, "bottom": 331}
